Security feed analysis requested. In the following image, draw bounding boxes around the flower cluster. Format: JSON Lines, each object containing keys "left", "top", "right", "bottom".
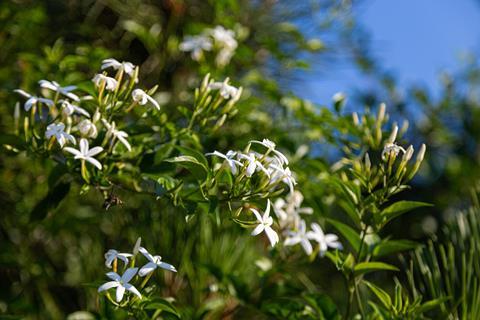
{"left": 13, "top": 58, "right": 164, "bottom": 183}
{"left": 180, "top": 25, "right": 238, "bottom": 67}
{"left": 206, "top": 139, "right": 342, "bottom": 256}
{"left": 98, "top": 239, "right": 176, "bottom": 305}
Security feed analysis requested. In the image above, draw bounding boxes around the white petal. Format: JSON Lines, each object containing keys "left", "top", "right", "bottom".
{"left": 116, "top": 285, "right": 126, "bottom": 302}
{"left": 158, "top": 262, "right": 177, "bottom": 272}
{"left": 124, "top": 283, "right": 142, "bottom": 299}
{"left": 85, "top": 157, "right": 102, "bottom": 170}
{"left": 117, "top": 135, "right": 131, "bottom": 151}
{"left": 250, "top": 208, "right": 263, "bottom": 223}
{"left": 79, "top": 139, "right": 88, "bottom": 154}
{"left": 139, "top": 262, "right": 157, "bottom": 277}
{"left": 139, "top": 247, "right": 155, "bottom": 263}
{"left": 265, "top": 226, "right": 279, "bottom": 247}
{"left": 263, "top": 200, "right": 271, "bottom": 221}
{"left": 98, "top": 281, "right": 119, "bottom": 292}
{"left": 64, "top": 147, "right": 82, "bottom": 157}
{"left": 86, "top": 146, "right": 103, "bottom": 157}
{"left": 301, "top": 238, "right": 313, "bottom": 255}
{"left": 284, "top": 236, "right": 301, "bottom": 246}
{"left": 251, "top": 224, "right": 265, "bottom": 236}
{"left": 121, "top": 268, "right": 138, "bottom": 283}
{"left": 106, "top": 272, "right": 121, "bottom": 281}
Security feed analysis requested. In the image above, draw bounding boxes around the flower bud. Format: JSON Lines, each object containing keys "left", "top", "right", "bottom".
{"left": 377, "top": 103, "right": 386, "bottom": 123}
{"left": 416, "top": 143, "right": 426, "bottom": 163}
{"left": 402, "top": 145, "right": 414, "bottom": 162}
{"left": 352, "top": 112, "right": 360, "bottom": 126}
{"left": 78, "top": 119, "right": 98, "bottom": 138}
{"left": 387, "top": 124, "right": 398, "bottom": 144}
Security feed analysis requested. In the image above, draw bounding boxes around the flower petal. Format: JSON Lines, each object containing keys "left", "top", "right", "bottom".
{"left": 124, "top": 283, "right": 142, "bottom": 299}
{"left": 265, "top": 226, "right": 279, "bottom": 247}
{"left": 116, "top": 285, "right": 126, "bottom": 302}
{"left": 139, "top": 262, "right": 157, "bottom": 277}
{"left": 158, "top": 261, "right": 177, "bottom": 272}
{"left": 251, "top": 224, "right": 265, "bottom": 236}
{"left": 85, "top": 157, "right": 102, "bottom": 170}
{"left": 86, "top": 146, "right": 103, "bottom": 157}
{"left": 98, "top": 281, "right": 119, "bottom": 292}
{"left": 106, "top": 272, "right": 121, "bottom": 281}
{"left": 121, "top": 268, "right": 138, "bottom": 283}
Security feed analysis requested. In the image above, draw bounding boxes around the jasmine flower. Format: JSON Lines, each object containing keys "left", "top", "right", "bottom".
{"left": 60, "top": 100, "right": 90, "bottom": 118}
{"left": 132, "top": 89, "right": 160, "bottom": 110}
{"left": 102, "top": 120, "right": 131, "bottom": 151}
{"left": 284, "top": 220, "right": 313, "bottom": 255}
{"left": 138, "top": 247, "right": 177, "bottom": 276}
{"left": 92, "top": 74, "right": 118, "bottom": 91}
{"left": 206, "top": 150, "right": 242, "bottom": 175}
{"left": 98, "top": 268, "right": 141, "bottom": 302}
{"left": 251, "top": 139, "right": 289, "bottom": 165}
{"left": 307, "top": 223, "right": 343, "bottom": 256}
{"left": 179, "top": 35, "right": 213, "bottom": 61}
{"left": 250, "top": 200, "right": 279, "bottom": 247}
{"left": 45, "top": 122, "right": 76, "bottom": 148}
{"left": 104, "top": 249, "right": 133, "bottom": 268}
{"left": 14, "top": 89, "right": 54, "bottom": 111}
{"left": 208, "top": 80, "right": 240, "bottom": 99}
{"left": 101, "top": 58, "right": 135, "bottom": 76}
{"left": 39, "top": 80, "right": 79, "bottom": 101}
{"left": 64, "top": 138, "right": 103, "bottom": 170}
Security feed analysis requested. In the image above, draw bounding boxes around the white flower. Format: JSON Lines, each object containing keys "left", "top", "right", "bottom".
{"left": 307, "top": 223, "right": 343, "bottom": 256}
{"left": 179, "top": 35, "right": 213, "bottom": 61}
{"left": 215, "top": 48, "right": 236, "bottom": 67}
{"left": 60, "top": 100, "right": 90, "bottom": 118}
{"left": 251, "top": 139, "right": 289, "bottom": 165}
{"left": 284, "top": 220, "right": 313, "bottom": 255}
{"left": 39, "top": 80, "right": 79, "bottom": 101}
{"left": 102, "top": 120, "right": 131, "bottom": 151}
{"left": 208, "top": 26, "right": 237, "bottom": 66}
{"left": 237, "top": 152, "right": 269, "bottom": 177}
{"left": 210, "top": 26, "right": 237, "bottom": 49}
{"left": 206, "top": 150, "right": 242, "bottom": 175}
{"left": 269, "top": 164, "right": 296, "bottom": 193}
{"left": 78, "top": 119, "right": 98, "bottom": 138}
{"left": 101, "top": 58, "right": 135, "bottom": 76}
{"left": 208, "top": 81, "right": 240, "bottom": 99}
{"left": 132, "top": 89, "right": 160, "bottom": 110}
{"left": 273, "top": 191, "right": 313, "bottom": 228}
{"left": 14, "top": 89, "right": 54, "bottom": 111}
{"left": 45, "top": 123, "right": 76, "bottom": 148}
{"left": 92, "top": 74, "right": 118, "bottom": 91}
{"left": 381, "top": 142, "right": 406, "bottom": 160}
{"left": 98, "top": 268, "right": 141, "bottom": 302}
{"left": 138, "top": 247, "right": 177, "bottom": 277}
{"left": 64, "top": 138, "right": 103, "bottom": 170}
{"left": 250, "top": 200, "right": 279, "bottom": 247}
{"left": 104, "top": 249, "right": 133, "bottom": 268}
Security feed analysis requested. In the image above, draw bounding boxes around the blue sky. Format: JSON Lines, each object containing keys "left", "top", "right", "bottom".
{"left": 301, "top": 0, "right": 480, "bottom": 104}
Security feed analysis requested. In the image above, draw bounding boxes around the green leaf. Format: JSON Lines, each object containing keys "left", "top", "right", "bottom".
{"left": 303, "top": 293, "right": 340, "bottom": 320}
{"left": 417, "top": 297, "right": 449, "bottom": 313}
{"left": 30, "top": 182, "right": 71, "bottom": 221}
{"left": 326, "top": 219, "right": 361, "bottom": 253}
{"left": 363, "top": 280, "right": 392, "bottom": 309}
{"left": 143, "top": 298, "right": 180, "bottom": 318}
{"left": 381, "top": 201, "right": 432, "bottom": 226}
{"left": 353, "top": 261, "right": 399, "bottom": 276}
{"left": 165, "top": 155, "right": 208, "bottom": 180}
{"left": 174, "top": 145, "right": 208, "bottom": 167}
{"left": 372, "top": 239, "right": 419, "bottom": 258}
